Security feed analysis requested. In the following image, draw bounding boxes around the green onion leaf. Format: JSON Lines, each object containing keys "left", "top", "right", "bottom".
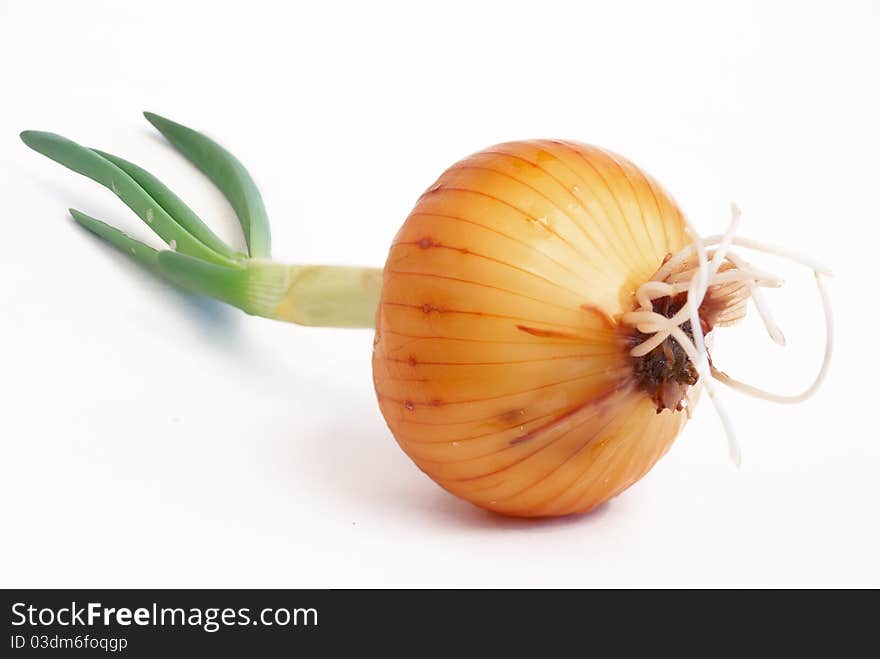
{"left": 94, "top": 149, "right": 244, "bottom": 262}
{"left": 144, "top": 112, "right": 272, "bottom": 258}
{"left": 69, "top": 208, "right": 160, "bottom": 271}
{"left": 20, "top": 130, "right": 234, "bottom": 267}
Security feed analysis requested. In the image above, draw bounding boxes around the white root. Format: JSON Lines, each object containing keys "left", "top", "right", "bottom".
{"left": 621, "top": 204, "right": 833, "bottom": 467}
{"left": 710, "top": 271, "right": 833, "bottom": 404}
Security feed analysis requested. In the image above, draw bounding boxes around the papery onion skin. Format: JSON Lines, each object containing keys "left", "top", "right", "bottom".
{"left": 372, "top": 140, "right": 692, "bottom": 517}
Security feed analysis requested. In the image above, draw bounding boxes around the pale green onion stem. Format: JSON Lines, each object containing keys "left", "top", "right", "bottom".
{"left": 159, "top": 254, "right": 382, "bottom": 327}
{"left": 22, "top": 113, "right": 381, "bottom": 328}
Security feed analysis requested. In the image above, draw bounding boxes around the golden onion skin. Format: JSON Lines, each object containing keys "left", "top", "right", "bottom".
{"left": 372, "top": 140, "right": 691, "bottom": 517}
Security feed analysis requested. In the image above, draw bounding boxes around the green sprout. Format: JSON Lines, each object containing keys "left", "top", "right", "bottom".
{"left": 20, "top": 113, "right": 382, "bottom": 328}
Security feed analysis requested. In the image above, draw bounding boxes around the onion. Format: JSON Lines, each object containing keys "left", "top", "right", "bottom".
{"left": 21, "top": 116, "right": 832, "bottom": 519}
{"left": 373, "top": 141, "right": 694, "bottom": 516}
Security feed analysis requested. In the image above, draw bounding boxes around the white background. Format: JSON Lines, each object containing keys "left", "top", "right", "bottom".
{"left": 1, "top": 0, "right": 877, "bottom": 587}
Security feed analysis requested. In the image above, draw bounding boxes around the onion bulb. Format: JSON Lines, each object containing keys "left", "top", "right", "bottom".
{"left": 21, "top": 116, "right": 832, "bottom": 519}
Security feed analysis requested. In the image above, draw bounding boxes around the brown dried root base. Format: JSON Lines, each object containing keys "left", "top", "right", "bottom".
{"left": 629, "top": 293, "right": 705, "bottom": 413}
